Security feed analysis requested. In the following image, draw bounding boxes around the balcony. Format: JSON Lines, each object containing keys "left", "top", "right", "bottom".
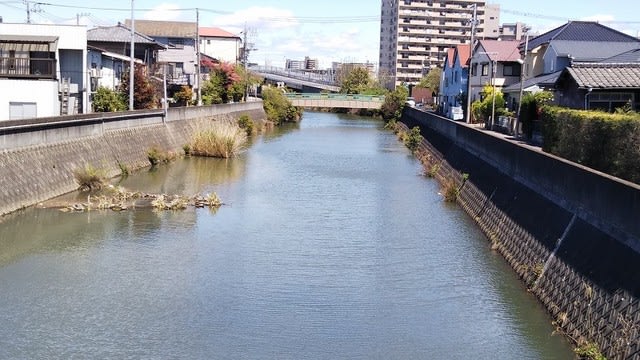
{"left": 0, "top": 57, "right": 56, "bottom": 79}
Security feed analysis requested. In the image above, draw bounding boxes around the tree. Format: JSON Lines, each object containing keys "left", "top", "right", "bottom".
{"left": 339, "top": 67, "right": 372, "bottom": 94}
{"left": 261, "top": 87, "right": 302, "bottom": 125}
{"left": 380, "top": 86, "right": 409, "bottom": 122}
{"left": 471, "top": 84, "right": 506, "bottom": 123}
{"left": 201, "top": 62, "right": 242, "bottom": 105}
{"left": 418, "top": 67, "right": 442, "bottom": 95}
{"left": 119, "top": 64, "right": 157, "bottom": 109}
{"left": 92, "top": 86, "right": 126, "bottom": 112}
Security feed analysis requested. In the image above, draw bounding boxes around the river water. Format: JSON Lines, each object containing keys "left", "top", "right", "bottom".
{"left": 0, "top": 111, "right": 572, "bottom": 359}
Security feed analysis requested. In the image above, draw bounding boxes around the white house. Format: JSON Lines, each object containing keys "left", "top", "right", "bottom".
{"left": 0, "top": 23, "right": 88, "bottom": 120}
{"left": 468, "top": 40, "right": 521, "bottom": 105}
{"left": 199, "top": 27, "right": 241, "bottom": 64}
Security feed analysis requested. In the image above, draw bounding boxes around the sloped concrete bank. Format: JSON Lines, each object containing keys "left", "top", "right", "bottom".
{"left": 0, "top": 102, "right": 266, "bottom": 216}
{"left": 401, "top": 108, "right": 640, "bottom": 359}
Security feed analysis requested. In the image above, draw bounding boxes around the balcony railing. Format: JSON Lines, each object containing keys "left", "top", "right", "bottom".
{"left": 0, "top": 57, "right": 56, "bottom": 79}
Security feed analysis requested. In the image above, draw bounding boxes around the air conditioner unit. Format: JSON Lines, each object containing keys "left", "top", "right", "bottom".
{"left": 90, "top": 68, "right": 102, "bottom": 78}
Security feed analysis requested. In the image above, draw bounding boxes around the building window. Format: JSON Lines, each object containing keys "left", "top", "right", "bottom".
{"left": 471, "top": 64, "right": 477, "bottom": 76}
{"left": 503, "top": 63, "right": 521, "bottom": 76}
{"left": 481, "top": 63, "right": 489, "bottom": 76}
{"left": 589, "top": 92, "right": 634, "bottom": 112}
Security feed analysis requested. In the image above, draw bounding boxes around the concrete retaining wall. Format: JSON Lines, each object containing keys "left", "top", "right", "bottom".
{"left": 401, "top": 108, "right": 640, "bottom": 359}
{"left": 0, "top": 102, "right": 266, "bottom": 216}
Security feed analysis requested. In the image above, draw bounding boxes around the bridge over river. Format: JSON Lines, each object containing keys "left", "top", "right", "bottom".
{"left": 285, "top": 93, "right": 384, "bottom": 109}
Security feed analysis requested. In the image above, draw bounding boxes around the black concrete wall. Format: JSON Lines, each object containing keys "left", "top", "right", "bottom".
{"left": 401, "top": 108, "right": 640, "bottom": 359}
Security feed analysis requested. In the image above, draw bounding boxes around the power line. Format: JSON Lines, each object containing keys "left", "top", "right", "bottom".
{"left": 502, "top": 7, "right": 640, "bottom": 25}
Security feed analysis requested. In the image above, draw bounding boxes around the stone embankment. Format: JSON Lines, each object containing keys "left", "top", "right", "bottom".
{"left": 401, "top": 108, "right": 640, "bottom": 359}
{"left": 0, "top": 102, "right": 266, "bottom": 216}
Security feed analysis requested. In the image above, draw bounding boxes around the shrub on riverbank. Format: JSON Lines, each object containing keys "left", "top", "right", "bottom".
{"left": 541, "top": 106, "right": 640, "bottom": 183}
{"left": 147, "top": 147, "right": 178, "bottom": 166}
{"left": 191, "top": 121, "right": 247, "bottom": 158}
{"left": 261, "top": 87, "right": 302, "bottom": 125}
{"left": 402, "top": 126, "right": 423, "bottom": 153}
{"left": 380, "top": 86, "right": 408, "bottom": 122}
{"left": 237, "top": 114, "right": 255, "bottom": 136}
{"left": 73, "top": 164, "right": 107, "bottom": 191}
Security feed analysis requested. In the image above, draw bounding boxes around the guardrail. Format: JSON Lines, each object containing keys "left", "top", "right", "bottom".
{"left": 284, "top": 93, "right": 385, "bottom": 102}
{"left": 250, "top": 66, "right": 338, "bottom": 86}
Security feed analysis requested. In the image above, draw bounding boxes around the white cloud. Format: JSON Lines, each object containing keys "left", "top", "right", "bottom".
{"left": 212, "top": 6, "right": 299, "bottom": 32}
{"left": 141, "top": 3, "right": 184, "bottom": 22}
{"left": 580, "top": 14, "right": 615, "bottom": 23}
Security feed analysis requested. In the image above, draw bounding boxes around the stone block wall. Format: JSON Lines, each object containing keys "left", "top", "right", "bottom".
{"left": 0, "top": 104, "right": 266, "bottom": 216}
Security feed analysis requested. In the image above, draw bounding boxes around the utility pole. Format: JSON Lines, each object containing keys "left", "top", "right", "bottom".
{"left": 129, "top": 0, "right": 135, "bottom": 111}
{"left": 243, "top": 24, "right": 248, "bottom": 102}
{"left": 516, "top": 28, "right": 530, "bottom": 137}
{"left": 196, "top": 8, "right": 202, "bottom": 106}
{"left": 23, "top": 0, "right": 31, "bottom": 23}
{"left": 465, "top": 4, "right": 478, "bottom": 123}
{"left": 76, "top": 13, "right": 90, "bottom": 26}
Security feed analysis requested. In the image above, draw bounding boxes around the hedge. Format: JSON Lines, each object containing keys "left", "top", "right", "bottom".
{"left": 540, "top": 106, "right": 640, "bottom": 183}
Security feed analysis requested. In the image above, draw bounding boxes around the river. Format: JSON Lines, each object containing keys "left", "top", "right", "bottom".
{"left": 0, "top": 111, "right": 572, "bottom": 359}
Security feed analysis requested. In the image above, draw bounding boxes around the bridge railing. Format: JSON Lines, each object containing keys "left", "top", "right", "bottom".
{"left": 250, "top": 66, "right": 337, "bottom": 86}
{"left": 284, "top": 93, "right": 385, "bottom": 102}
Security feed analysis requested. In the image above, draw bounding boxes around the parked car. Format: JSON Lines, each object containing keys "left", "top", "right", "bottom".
{"left": 406, "top": 97, "right": 416, "bottom": 107}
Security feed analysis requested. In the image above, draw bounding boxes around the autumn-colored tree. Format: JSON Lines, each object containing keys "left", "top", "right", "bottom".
{"left": 119, "top": 64, "right": 158, "bottom": 109}
{"left": 202, "top": 62, "right": 243, "bottom": 104}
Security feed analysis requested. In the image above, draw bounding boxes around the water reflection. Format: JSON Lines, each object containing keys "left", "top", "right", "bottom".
{"left": 0, "top": 112, "right": 573, "bottom": 359}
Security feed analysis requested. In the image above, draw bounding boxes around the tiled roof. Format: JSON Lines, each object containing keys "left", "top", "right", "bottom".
{"left": 503, "top": 71, "right": 562, "bottom": 93}
{"left": 525, "top": 21, "right": 640, "bottom": 50}
{"left": 444, "top": 47, "right": 455, "bottom": 68}
{"left": 477, "top": 40, "right": 521, "bottom": 62}
{"left": 124, "top": 19, "right": 197, "bottom": 38}
{"left": 566, "top": 63, "right": 640, "bottom": 89}
{"left": 456, "top": 44, "right": 471, "bottom": 67}
{"left": 551, "top": 40, "right": 640, "bottom": 62}
{"left": 87, "top": 23, "right": 162, "bottom": 46}
{"left": 601, "top": 48, "right": 640, "bottom": 63}
{"left": 199, "top": 27, "right": 240, "bottom": 39}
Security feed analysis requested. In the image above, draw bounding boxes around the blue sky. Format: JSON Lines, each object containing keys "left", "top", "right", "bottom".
{"left": 1, "top": 0, "right": 639, "bottom": 68}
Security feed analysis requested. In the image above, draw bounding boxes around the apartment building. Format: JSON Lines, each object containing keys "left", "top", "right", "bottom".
{"left": 379, "top": 0, "right": 500, "bottom": 89}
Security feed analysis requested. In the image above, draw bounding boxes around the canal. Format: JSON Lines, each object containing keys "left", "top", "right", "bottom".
{"left": 0, "top": 111, "right": 573, "bottom": 358}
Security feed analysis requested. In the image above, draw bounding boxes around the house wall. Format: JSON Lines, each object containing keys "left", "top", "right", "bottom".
{"left": 441, "top": 57, "right": 468, "bottom": 118}
{"left": 0, "top": 23, "right": 88, "bottom": 114}
{"left": 543, "top": 45, "right": 572, "bottom": 74}
{"left": 200, "top": 37, "right": 239, "bottom": 63}
{"left": 529, "top": 44, "right": 547, "bottom": 77}
{"left": 0, "top": 80, "right": 59, "bottom": 120}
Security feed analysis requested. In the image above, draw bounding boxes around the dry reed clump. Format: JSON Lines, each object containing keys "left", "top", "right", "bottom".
{"left": 73, "top": 164, "right": 107, "bottom": 192}
{"left": 191, "top": 121, "right": 247, "bottom": 158}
